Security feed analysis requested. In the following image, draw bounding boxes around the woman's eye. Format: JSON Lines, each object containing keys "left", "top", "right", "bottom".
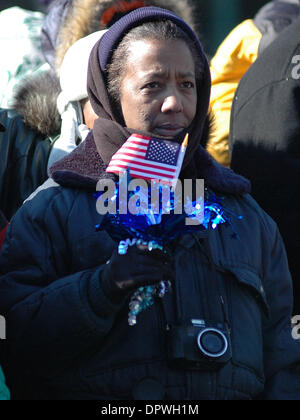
{"left": 182, "top": 81, "right": 195, "bottom": 89}
{"left": 144, "top": 82, "right": 160, "bottom": 89}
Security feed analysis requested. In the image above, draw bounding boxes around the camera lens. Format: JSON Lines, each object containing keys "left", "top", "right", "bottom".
{"left": 197, "top": 328, "right": 228, "bottom": 358}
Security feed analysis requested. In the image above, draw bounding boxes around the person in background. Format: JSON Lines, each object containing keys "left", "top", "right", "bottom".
{"left": 43, "top": 0, "right": 195, "bottom": 73}
{"left": 0, "top": 31, "right": 102, "bottom": 221}
{"left": 0, "top": 5, "right": 46, "bottom": 108}
{"left": 0, "top": 7, "right": 300, "bottom": 401}
{"left": 207, "top": 0, "right": 300, "bottom": 167}
{"left": 0, "top": 86, "right": 60, "bottom": 221}
{"left": 229, "top": 15, "right": 300, "bottom": 317}
{"left": 0, "top": 125, "right": 10, "bottom": 399}
{"left": 0, "top": 207, "right": 9, "bottom": 400}
{"left": 46, "top": 30, "right": 106, "bottom": 172}
{"left": 0, "top": 127, "right": 9, "bottom": 244}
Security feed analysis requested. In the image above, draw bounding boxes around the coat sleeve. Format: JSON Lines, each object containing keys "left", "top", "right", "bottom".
{"left": 0, "top": 109, "right": 52, "bottom": 220}
{"left": 261, "top": 216, "right": 300, "bottom": 400}
{"left": 0, "top": 189, "right": 124, "bottom": 379}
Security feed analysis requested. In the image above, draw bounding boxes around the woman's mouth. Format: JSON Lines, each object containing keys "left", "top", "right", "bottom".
{"left": 154, "top": 124, "right": 184, "bottom": 137}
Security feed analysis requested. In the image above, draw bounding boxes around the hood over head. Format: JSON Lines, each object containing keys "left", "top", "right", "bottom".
{"left": 11, "top": 70, "right": 62, "bottom": 137}
{"left": 50, "top": 7, "right": 250, "bottom": 196}
{"left": 57, "top": 30, "right": 107, "bottom": 113}
{"left": 87, "top": 6, "right": 211, "bottom": 170}
{"left": 254, "top": 0, "right": 300, "bottom": 53}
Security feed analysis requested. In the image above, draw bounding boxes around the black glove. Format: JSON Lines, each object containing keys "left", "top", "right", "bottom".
{"left": 101, "top": 245, "right": 174, "bottom": 302}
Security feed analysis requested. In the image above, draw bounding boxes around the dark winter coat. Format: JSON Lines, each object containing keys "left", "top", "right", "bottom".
{"left": 0, "top": 108, "right": 54, "bottom": 220}
{"left": 229, "top": 15, "right": 300, "bottom": 316}
{"left": 208, "top": 0, "right": 300, "bottom": 167}
{"left": 0, "top": 210, "right": 8, "bottom": 249}
{"left": 0, "top": 209, "right": 9, "bottom": 400}
{"left": 254, "top": 0, "right": 300, "bottom": 54}
{"left": 0, "top": 135, "right": 300, "bottom": 400}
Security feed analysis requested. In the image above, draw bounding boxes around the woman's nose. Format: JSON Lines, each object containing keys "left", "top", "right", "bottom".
{"left": 161, "top": 92, "right": 183, "bottom": 114}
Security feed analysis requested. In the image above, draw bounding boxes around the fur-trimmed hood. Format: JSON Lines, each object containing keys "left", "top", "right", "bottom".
{"left": 11, "top": 70, "right": 61, "bottom": 137}
{"left": 55, "top": 0, "right": 196, "bottom": 70}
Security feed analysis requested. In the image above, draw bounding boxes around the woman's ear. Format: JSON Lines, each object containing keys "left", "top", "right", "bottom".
{"left": 81, "top": 99, "right": 98, "bottom": 129}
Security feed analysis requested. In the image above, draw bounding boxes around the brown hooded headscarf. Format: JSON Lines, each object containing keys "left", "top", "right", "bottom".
{"left": 87, "top": 6, "right": 211, "bottom": 171}
{"left": 50, "top": 7, "right": 250, "bottom": 195}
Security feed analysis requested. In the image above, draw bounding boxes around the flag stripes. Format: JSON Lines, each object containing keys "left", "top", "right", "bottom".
{"left": 106, "top": 134, "right": 180, "bottom": 183}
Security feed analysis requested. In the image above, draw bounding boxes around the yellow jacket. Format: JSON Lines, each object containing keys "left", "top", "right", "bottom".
{"left": 208, "top": 20, "right": 262, "bottom": 167}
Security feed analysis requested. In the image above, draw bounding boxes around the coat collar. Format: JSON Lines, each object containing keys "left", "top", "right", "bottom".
{"left": 49, "top": 132, "right": 251, "bottom": 195}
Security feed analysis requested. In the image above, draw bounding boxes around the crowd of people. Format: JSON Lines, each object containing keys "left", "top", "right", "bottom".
{"left": 0, "top": 0, "right": 299, "bottom": 401}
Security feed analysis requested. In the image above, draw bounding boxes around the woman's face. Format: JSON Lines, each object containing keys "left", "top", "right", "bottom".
{"left": 119, "top": 38, "right": 197, "bottom": 137}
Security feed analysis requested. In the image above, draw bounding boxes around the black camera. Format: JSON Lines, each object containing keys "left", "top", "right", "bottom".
{"left": 167, "top": 319, "right": 232, "bottom": 371}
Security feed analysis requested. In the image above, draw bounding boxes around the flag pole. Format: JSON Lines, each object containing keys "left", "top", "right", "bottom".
{"left": 172, "top": 133, "right": 189, "bottom": 188}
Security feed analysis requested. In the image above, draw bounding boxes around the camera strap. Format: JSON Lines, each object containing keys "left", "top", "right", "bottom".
{"left": 201, "top": 236, "right": 230, "bottom": 326}
{"left": 160, "top": 279, "right": 177, "bottom": 329}
{"left": 160, "top": 234, "right": 230, "bottom": 329}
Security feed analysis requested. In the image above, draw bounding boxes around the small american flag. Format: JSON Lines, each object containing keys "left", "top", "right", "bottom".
{"left": 106, "top": 134, "right": 182, "bottom": 184}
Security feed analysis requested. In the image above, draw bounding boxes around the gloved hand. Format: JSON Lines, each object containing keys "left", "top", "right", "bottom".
{"left": 101, "top": 245, "right": 174, "bottom": 302}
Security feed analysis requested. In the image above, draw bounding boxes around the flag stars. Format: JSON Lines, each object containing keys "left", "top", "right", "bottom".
{"left": 107, "top": 134, "right": 181, "bottom": 181}
{"left": 146, "top": 139, "right": 179, "bottom": 165}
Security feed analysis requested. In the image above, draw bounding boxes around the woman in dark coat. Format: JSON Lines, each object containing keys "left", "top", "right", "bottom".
{"left": 229, "top": 16, "right": 300, "bottom": 316}
{"left": 0, "top": 7, "right": 300, "bottom": 400}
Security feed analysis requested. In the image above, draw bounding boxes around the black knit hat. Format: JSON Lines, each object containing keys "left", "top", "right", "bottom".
{"left": 98, "top": 6, "right": 205, "bottom": 71}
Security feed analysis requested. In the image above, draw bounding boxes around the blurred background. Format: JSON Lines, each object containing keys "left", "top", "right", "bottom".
{"left": 0, "top": 0, "right": 269, "bottom": 55}
{"left": 194, "top": 0, "right": 268, "bottom": 56}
